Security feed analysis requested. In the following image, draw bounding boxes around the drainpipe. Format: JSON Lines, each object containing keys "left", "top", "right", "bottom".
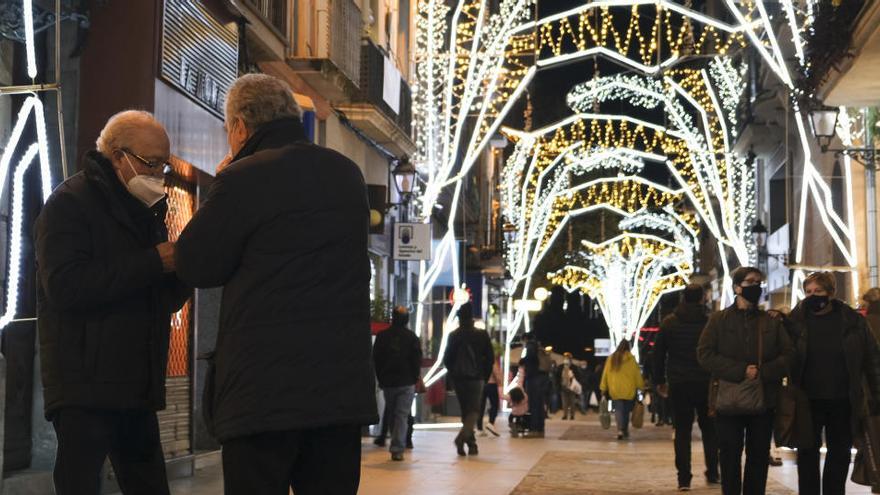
{"left": 866, "top": 107, "right": 878, "bottom": 287}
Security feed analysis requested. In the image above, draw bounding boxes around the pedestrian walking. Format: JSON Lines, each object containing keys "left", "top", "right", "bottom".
{"left": 558, "top": 353, "right": 582, "bottom": 420}
{"left": 175, "top": 74, "right": 378, "bottom": 495}
{"left": 600, "top": 340, "right": 645, "bottom": 440}
{"left": 372, "top": 306, "right": 422, "bottom": 461}
{"left": 35, "top": 110, "right": 190, "bottom": 495}
{"left": 697, "top": 266, "right": 793, "bottom": 495}
{"left": 863, "top": 287, "right": 880, "bottom": 343}
{"left": 443, "top": 303, "right": 494, "bottom": 456}
{"left": 477, "top": 345, "right": 503, "bottom": 437}
{"left": 783, "top": 273, "right": 880, "bottom": 495}
{"left": 654, "top": 284, "right": 719, "bottom": 491}
{"left": 519, "top": 333, "right": 552, "bottom": 436}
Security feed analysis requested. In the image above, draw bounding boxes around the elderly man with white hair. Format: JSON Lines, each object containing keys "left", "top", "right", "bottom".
{"left": 176, "top": 74, "right": 377, "bottom": 494}
{"left": 34, "top": 110, "right": 191, "bottom": 495}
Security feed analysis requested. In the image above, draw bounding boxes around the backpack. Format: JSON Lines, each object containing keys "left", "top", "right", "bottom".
{"left": 451, "top": 338, "right": 481, "bottom": 379}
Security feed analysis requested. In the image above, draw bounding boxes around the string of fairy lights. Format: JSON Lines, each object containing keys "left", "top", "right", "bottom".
{"left": 413, "top": 0, "right": 861, "bottom": 387}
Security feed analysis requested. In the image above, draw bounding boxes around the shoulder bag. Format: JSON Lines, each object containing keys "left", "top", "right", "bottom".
{"left": 714, "top": 314, "right": 766, "bottom": 416}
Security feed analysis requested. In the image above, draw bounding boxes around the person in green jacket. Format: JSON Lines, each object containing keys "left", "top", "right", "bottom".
{"left": 601, "top": 340, "right": 645, "bottom": 440}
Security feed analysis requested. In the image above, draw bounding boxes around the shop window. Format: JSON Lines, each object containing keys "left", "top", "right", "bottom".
{"left": 164, "top": 160, "right": 196, "bottom": 377}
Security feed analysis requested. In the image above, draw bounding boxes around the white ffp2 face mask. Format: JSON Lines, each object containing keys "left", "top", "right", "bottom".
{"left": 123, "top": 155, "right": 166, "bottom": 207}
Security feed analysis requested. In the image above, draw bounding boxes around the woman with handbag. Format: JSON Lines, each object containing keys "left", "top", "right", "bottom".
{"left": 600, "top": 340, "right": 645, "bottom": 440}
{"left": 784, "top": 273, "right": 880, "bottom": 495}
{"left": 697, "top": 267, "right": 793, "bottom": 495}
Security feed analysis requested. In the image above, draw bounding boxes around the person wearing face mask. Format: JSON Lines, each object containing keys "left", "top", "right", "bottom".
{"left": 34, "top": 110, "right": 190, "bottom": 495}
{"left": 697, "top": 266, "right": 793, "bottom": 495}
{"left": 782, "top": 272, "right": 880, "bottom": 495}
{"left": 557, "top": 352, "right": 582, "bottom": 420}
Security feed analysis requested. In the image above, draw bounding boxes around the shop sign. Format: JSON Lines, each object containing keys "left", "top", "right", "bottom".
{"left": 393, "top": 223, "right": 431, "bottom": 260}
{"left": 161, "top": 0, "right": 238, "bottom": 117}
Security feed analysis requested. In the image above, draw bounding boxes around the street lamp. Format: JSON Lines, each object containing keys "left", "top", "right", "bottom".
{"left": 808, "top": 107, "right": 839, "bottom": 152}
{"left": 391, "top": 157, "right": 416, "bottom": 199}
{"left": 751, "top": 219, "right": 768, "bottom": 248}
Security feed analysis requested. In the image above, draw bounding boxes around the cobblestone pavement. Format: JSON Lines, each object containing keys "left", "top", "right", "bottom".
{"left": 116, "top": 412, "right": 872, "bottom": 494}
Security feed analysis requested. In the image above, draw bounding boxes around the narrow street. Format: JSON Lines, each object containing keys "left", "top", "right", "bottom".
{"left": 138, "top": 413, "right": 871, "bottom": 495}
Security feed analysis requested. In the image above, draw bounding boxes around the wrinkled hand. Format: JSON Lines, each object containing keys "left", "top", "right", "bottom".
{"left": 156, "top": 242, "right": 176, "bottom": 273}
{"left": 745, "top": 365, "right": 759, "bottom": 380}
{"left": 216, "top": 153, "right": 233, "bottom": 174}
{"left": 656, "top": 383, "right": 669, "bottom": 398}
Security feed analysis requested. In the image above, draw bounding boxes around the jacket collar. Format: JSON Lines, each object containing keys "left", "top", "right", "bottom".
{"left": 674, "top": 302, "right": 708, "bottom": 322}
{"left": 790, "top": 299, "right": 857, "bottom": 330}
{"left": 232, "top": 117, "right": 307, "bottom": 162}
{"left": 82, "top": 150, "right": 160, "bottom": 240}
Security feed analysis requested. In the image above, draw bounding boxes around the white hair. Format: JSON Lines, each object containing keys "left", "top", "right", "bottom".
{"left": 225, "top": 74, "right": 302, "bottom": 130}
{"left": 95, "top": 110, "right": 165, "bottom": 157}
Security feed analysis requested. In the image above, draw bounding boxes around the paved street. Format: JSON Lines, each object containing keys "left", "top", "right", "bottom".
{"left": 137, "top": 412, "right": 873, "bottom": 494}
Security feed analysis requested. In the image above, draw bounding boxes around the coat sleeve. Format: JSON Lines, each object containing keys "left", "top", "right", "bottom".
{"left": 698, "top": 312, "right": 748, "bottom": 382}
{"left": 760, "top": 317, "right": 793, "bottom": 382}
{"left": 633, "top": 360, "right": 645, "bottom": 391}
{"left": 443, "top": 332, "right": 457, "bottom": 371}
{"left": 411, "top": 333, "right": 423, "bottom": 384}
{"left": 600, "top": 365, "right": 609, "bottom": 393}
{"left": 175, "top": 170, "right": 254, "bottom": 288}
{"left": 653, "top": 318, "right": 671, "bottom": 385}
{"left": 35, "top": 191, "right": 164, "bottom": 311}
{"left": 860, "top": 318, "right": 880, "bottom": 402}
{"left": 372, "top": 333, "right": 385, "bottom": 376}
{"left": 159, "top": 274, "right": 192, "bottom": 315}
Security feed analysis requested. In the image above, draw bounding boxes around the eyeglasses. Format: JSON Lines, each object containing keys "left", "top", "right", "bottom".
{"left": 121, "top": 148, "right": 170, "bottom": 170}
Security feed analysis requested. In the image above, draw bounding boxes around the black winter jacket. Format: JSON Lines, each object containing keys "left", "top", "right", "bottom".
{"left": 443, "top": 325, "right": 494, "bottom": 381}
{"left": 654, "top": 302, "right": 710, "bottom": 385}
{"left": 176, "top": 118, "right": 378, "bottom": 441}
{"left": 787, "top": 301, "right": 880, "bottom": 431}
{"left": 697, "top": 305, "right": 794, "bottom": 408}
{"left": 373, "top": 324, "right": 422, "bottom": 388}
{"left": 35, "top": 152, "right": 190, "bottom": 419}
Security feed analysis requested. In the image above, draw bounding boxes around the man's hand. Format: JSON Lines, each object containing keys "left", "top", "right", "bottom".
{"left": 156, "top": 242, "right": 176, "bottom": 273}
{"left": 216, "top": 153, "right": 233, "bottom": 174}
{"left": 745, "top": 365, "right": 759, "bottom": 380}
{"left": 656, "top": 383, "right": 669, "bottom": 398}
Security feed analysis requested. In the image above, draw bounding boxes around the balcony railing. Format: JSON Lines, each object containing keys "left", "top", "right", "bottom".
{"left": 244, "top": 0, "right": 287, "bottom": 37}
{"left": 359, "top": 39, "right": 412, "bottom": 135}
{"left": 297, "top": 0, "right": 362, "bottom": 87}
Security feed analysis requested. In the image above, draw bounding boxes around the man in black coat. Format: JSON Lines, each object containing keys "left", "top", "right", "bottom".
{"left": 443, "top": 303, "right": 494, "bottom": 456}
{"left": 35, "top": 110, "right": 190, "bottom": 495}
{"left": 654, "top": 284, "right": 719, "bottom": 490}
{"left": 372, "top": 306, "right": 422, "bottom": 461}
{"left": 175, "top": 74, "right": 377, "bottom": 495}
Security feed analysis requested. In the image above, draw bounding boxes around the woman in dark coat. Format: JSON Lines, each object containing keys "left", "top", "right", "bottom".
{"left": 785, "top": 273, "right": 880, "bottom": 495}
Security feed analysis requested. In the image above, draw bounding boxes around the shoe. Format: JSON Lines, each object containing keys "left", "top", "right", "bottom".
{"left": 391, "top": 452, "right": 404, "bottom": 461}
{"left": 705, "top": 471, "right": 720, "bottom": 484}
{"left": 562, "top": 415, "right": 569, "bottom": 420}
{"left": 406, "top": 440, "right": 414, "bottom": 449}
{"left": 466, "top": 441, "right": 479, "bottom": 456}
{"left": 617, "top": 432, "right": 624, "bottom": 440}
{"left": 373, "top": 437, "right": 386, "bottom": 447}
{"left": 486, "top": 424, "right": 500, "bottom": 437}
{"left": 769, "top": 456, "right": 783, "bottom": 467}
{"left": 478, "top": 430, "right": 488, "bottom": 437}
{"left": 454, "top": 438, "right": 466, "bottom": 456}
{"left": 677, "top": 486, "right": 690, "bottom": 492}
{"left": 525, "top": 430, "right": 545, "bottom": 438}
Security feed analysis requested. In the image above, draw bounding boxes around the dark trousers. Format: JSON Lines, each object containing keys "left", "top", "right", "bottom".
{"left": 669, "top": 381, "right": 719, "bottom": 486}
{"left": 221, "top": 424, "right": 362, "bottom": 495}
{"left": 454, "top": 378, "right": 484, "bottom": 444}
{"left": 51, "top": 408, "right": 169, "bottom": 495}
{"left": 613, "top": 399, "right": 635, "bottom": 435}
{"left": 477, "top": 382, "right": 500, "bottom": 429}
{"left": 715, "top": 411, "right": 774, "bottom": 495}
{"left": 797, "top": 399, "right": 853, "bottom": 495}
{"left": 526, "top": 374, "right": 549, "bottom": 432}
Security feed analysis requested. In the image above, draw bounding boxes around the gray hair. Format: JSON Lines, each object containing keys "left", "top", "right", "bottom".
{"left": 95, "top": 110, "right": 165, "bottom": 157}
{"left": 225, "top": 74, "right": 302, "bottom": 130}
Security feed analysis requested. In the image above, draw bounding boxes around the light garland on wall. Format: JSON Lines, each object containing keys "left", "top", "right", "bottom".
{"left": 0, "top": 0, "right": 58, "bottom": 330}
